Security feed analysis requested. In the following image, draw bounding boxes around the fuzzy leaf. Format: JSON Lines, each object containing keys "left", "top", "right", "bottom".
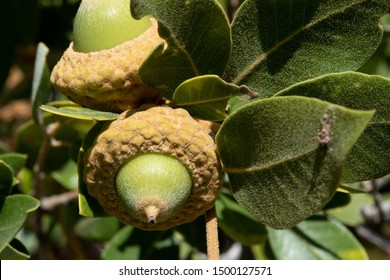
{"left": 173, "top": 75, "right": 254, "bottom": 121}
{"left": 216, "top": 96, "right": 373, "bottom": 229}
{"left": 216, "top": 193, "right": 267, "bottom": 245}
{"left": 131, "top": 0, "right": 231, "bottom": 99}
{"left": 224, "top": 0, "right": 389, "bottom": 97}
{"left": 277, "top": 72, "right": 390, "bottom": 182}
{"left": 268, "top": 215, "right": 368, "bottom": 259}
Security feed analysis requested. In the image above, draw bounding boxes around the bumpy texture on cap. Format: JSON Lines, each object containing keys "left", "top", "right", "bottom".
{"left": 83, "top": 105, "right": 222, "bottom": 230}
{"left": 50, "top": 21, "right": 162, "bottom": 113}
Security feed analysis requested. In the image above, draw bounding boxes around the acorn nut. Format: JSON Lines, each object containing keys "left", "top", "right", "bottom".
{"left": 83, "top": 106, "right": 222, "bottom": 231}
{"left": 50, "top": 0, "right": 163, "bottom": 113}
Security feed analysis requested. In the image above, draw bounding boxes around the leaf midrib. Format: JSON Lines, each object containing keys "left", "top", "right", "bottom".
{"left": 222, "top": 146, "right": 318, "bottom": 174}
{"left": 232, "top": 0, "right": 371, "bottom": 85}
{"left": 175, "top": 95, "right": 232, "bottom": 106}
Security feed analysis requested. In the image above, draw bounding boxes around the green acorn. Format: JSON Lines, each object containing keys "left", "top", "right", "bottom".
{"left": 83, "top": 106, "right": 222, "bottom": 231}
{"left": 50, "top": 0, "right": 162, "bottom": 112}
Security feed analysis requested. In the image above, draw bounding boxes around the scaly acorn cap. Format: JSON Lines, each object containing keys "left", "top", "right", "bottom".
{"left": 83, "top": 105, "right": 222, "bottom": 231}
{"left": 50, "top": 7, "right": 163, "bottom": 112}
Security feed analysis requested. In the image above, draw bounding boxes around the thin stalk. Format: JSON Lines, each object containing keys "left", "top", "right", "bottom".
{"left": 32, "top": 122, "right": 61, "bottom": 197}
{"left": 31, "top": 122, "right": 61, "bottom": 259}
{"left": 40, "top": 191, "right": 78, "bottom": 211}
{"left": 371, "top": 180, "right": 386, "bottom": 225}
{"left": 205, "top": 206, "right": 220, "bottom": 260}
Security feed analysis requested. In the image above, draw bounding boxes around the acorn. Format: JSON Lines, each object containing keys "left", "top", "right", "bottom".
{"left": 83, "top": 105, "right": 222, "bottom": 230}
{"left": 50, "top": 0, "right": 163, "bottom": 113}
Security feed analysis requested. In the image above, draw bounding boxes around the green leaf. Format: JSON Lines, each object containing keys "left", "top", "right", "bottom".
{"left": 131, "top": 0, "right": 231, "bottom": 99}
{"left": 215, "top": 193, "right": 267, "bottom": 246}
{"left": 216, "top": 0, "right": 229, "bottom": 14}
{"left": 276, "top": 72, "right": 390, "bottom": 182}
{"left": 327, "top": 193, "right": 374, "bottom": 226}
{"left": 102, "top": 226, "right": 138, "bottom": 260}
{"left": 0, "top": 239, "right": 30, "bottom": 260}
{"left": 102, "top": 226, "right": 176, "bottom": 260}
{"left": 0, "top": 195, "right": 40, "bottom": 252}
{"left": 15, "top": 116, "right": 80, "bottom": 172}
{"left": 31, "top": 42, "right": 51, "bottom": 126}
{"left": 78, "top": 121, "right": 109, "bottom": 217}
{"left": 226, "top": 94, "right": 257, "bottom": 116}
{"left": 51, "top": 160, "right": 78, "bottom": 190}
{"left": 224, "top": 0, "right": 389, "bottom": 97}
{"left": 75, "top": 217, "right": 120, "bottom": 242}
{"left": 0, "top": 153, "right": 25, "bottom": 192}
{"left": 268, "top": 215, "right": 368, "bottom": 260}
{"left": 40, "top": 102, "right": 119, "bottom": 121}
{"left": 338, "top": 182, "right": 367, "bottom": 194}
{"left": 0, "top": 161, "right": 14, "bottom": 197}
{"left": 251, "top": 241, "right": 276, "bottom": 260}
{"left": 0, "top": 153, "right": 27, "bottom": 176}
{"left": 173, "top": 75, "right": 254, "bottom": 121}
{"left": 216, "top": 96, "right": 373, "bottom": 229}
{"left": 175, "top": 215, "right": 207, "bottom": 253}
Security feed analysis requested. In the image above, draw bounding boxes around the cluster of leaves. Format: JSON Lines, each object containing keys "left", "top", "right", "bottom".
{"left": 1, "top": 0, "right": 390, "bottom": 259}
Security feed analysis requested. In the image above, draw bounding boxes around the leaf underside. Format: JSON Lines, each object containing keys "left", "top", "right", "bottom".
{"left": 276, "top": 72, "right": 390, "bottom": 182}
{"left": 216, "top": 96, "right": 373, "bottom": 229}
{"left": 172, "top": 75, "right": 253, "bottom": 121}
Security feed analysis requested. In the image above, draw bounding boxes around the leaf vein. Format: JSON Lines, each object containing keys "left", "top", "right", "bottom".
{"left": 232, "top": 0, "right": 372, "bottom": 85}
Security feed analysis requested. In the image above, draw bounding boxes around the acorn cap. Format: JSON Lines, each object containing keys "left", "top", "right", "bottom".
{"left": 83, "top": 105, "right": 222, "bottom": 230}
{"left": 50, "top": 21, "right": 162, "bottom": 113}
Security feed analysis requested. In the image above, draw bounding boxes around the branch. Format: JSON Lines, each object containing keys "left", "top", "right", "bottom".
{"left": 355, "top": 225, "right": 390, "bottom": 255}
{"left": 40, "top": 191, "right": 79, "bottom": 211}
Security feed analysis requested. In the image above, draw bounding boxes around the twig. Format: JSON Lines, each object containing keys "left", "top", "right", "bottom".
{"left": 31, "top": 121, "right": 61, "bottom": 259}
{"left": 365, "top": 180, "right": 386, "bottom": 226}
{"left": 40, "top": 191, "right": 79, "bottom": 211}
{"left": 372, "top": 180, "right": 386, "bottom": 224}
{"left": 205, "top": 206, "right": 220, "bottom": 260}
{"left": 355, "top": 225, "right": 390, "bottom": 255}
{"left": 32, "top": 122, "right": 61, "bottom": 197}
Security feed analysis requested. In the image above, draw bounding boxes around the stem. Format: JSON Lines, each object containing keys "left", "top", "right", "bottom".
{"left": 32, "top": 122, "right": 61, "bottom": 197}
{"left": 205, "top": 206, "right": 220, "bottom": 260}
{"left": 355, "top": 225, "right": 390, "bottom": 255}
{"left": 40, "top": 191, "right": 79, "bottom": 211}
{"left": 58, "top": 205, "right": 87, "bottom": 260}
{"left": 371, "top": 180, "right": 386, "bottom": 225}
{"left": 31, "top": 122, "right": 62, "bottom": 259}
